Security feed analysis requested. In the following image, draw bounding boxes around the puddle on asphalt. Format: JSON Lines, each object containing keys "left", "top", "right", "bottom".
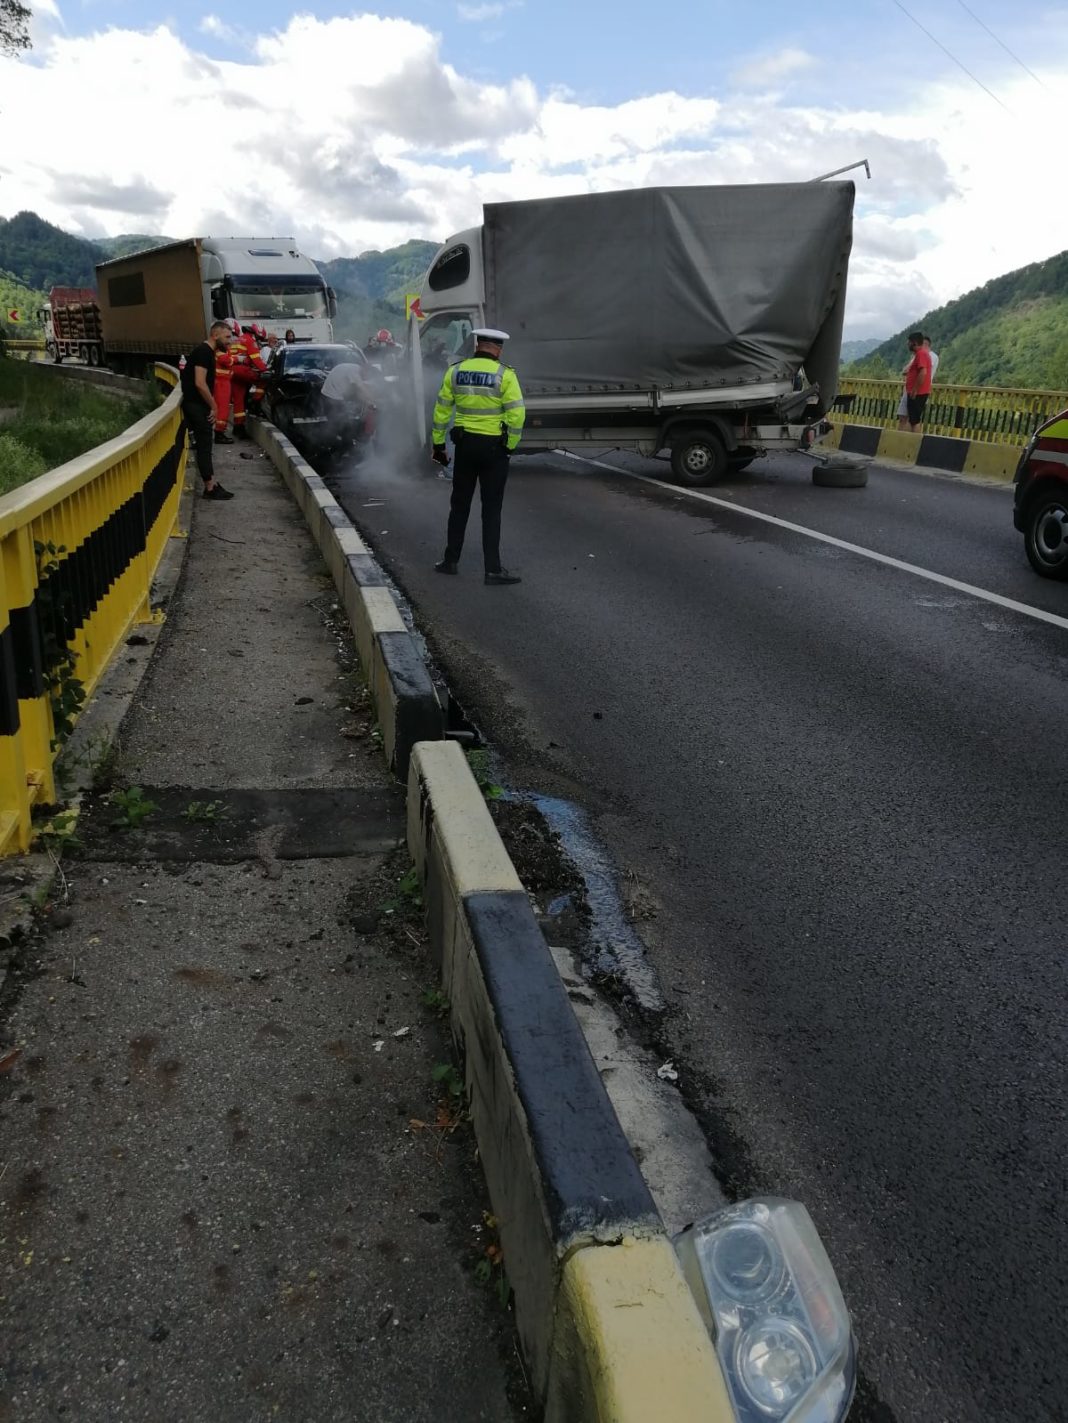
{"left": 528, "top": 793, "right": 663, "bottom": 1013}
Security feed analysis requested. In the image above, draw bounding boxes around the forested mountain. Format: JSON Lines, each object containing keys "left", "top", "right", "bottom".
{"left": 318, "top": 239, "right": 438, "bottom": 343}
{"left": 0, "top": 211, "right": 438, "bottom": 344}
{"left": 95, "top": 235, "right": 175, "bottom": 260}
{"left": 840, "top": 338, "right": 883, "bottom": 364}
{"left": 0, "top": 212, "right": 99, "bottom": 290}
{"left": 847, "top": 249, "right": 1068, "bottom": 390}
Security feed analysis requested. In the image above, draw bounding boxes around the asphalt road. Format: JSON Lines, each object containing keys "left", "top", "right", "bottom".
{"left": 327, "top": 442, "right": 1068, "bottom": 1423}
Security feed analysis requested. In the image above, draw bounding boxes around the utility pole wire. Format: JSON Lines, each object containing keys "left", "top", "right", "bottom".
{"left": 954, "top": 0, "right": 1047, "bottom": 89}
{"left": 887, "top": 0, "right": 1012, "bottom": 112}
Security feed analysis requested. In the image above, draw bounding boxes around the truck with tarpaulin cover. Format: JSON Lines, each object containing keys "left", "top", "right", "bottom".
{"left": 409, "top": 182, "right": 854, "bottom": 484}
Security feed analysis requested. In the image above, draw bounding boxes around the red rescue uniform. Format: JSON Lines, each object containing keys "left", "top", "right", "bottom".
{"left": 231, "top": 331, "right": 268, "bottom": 430}
{"left": 214, "top": 343, "right": 235, "bottom": 434}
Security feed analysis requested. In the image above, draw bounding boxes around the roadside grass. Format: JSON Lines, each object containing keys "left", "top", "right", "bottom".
{"left": 0, "top": 360, "right": 161, "bottom": 497}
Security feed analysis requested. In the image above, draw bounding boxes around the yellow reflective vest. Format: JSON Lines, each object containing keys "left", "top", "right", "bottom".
{"left": 432, "top": 356, "right": 526, "bottom": 451}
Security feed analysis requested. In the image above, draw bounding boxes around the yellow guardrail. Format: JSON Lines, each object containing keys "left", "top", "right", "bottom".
{"left": 834, "top": 378, "right": 1068, "bottom": 447}
{"left": 4, "top": 339, "right": 46, "bottom": 362}
{"left": 0, "top": 364, "right": 187, "bottom": 855}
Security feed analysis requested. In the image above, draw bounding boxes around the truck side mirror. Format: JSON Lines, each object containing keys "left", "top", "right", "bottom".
{"left": 327, "top": 287, "right": 338, "bottom": 319}
{"left": 211, "top": 288, "right": 227, "bottom": 319}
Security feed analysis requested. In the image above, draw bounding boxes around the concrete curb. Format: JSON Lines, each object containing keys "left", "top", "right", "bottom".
{"left": 825, "top": 420, "right": 1020, "bottom": 480}
{"left": 248, "top": 418, "right": 441, "bottom": 781}
{"left": 408, "top": 741, "right": 733, "bottom": 1422}
{"left": 251, "top": 418, "right": 732, "bottom": 1419}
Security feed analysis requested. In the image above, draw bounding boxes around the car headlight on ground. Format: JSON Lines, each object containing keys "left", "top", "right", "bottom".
{"left": 674, "top": 1198, "right": 855, "bottom": 1422}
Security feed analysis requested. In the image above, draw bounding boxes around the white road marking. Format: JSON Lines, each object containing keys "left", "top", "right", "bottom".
{"left": 560, "top": 452, "right": 1068, "bottom": 635}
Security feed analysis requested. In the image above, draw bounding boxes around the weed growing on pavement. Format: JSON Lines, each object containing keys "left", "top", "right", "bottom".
{"left": 381, "top": 866, "right": 423, "bottom": 915}
{"left": 466, "top": 749, "right": 503, "bottom": 801}
{"left": 182, "top": 799, "right": 224, "bottom": 823}
{"left": 432, "top": 1060, "right": 464, "bottom": 1102}
{"left": 474, "top": 1213, "right": 512, "bottom": 1309}
{"left": 109, "top": 786, "right": 156, "bottom": 830}
{"left": 34, "top": 807, "right": 81, "bottom": 855}
{"left": 421, "top": 986, "right": 449, "bottom": 1016}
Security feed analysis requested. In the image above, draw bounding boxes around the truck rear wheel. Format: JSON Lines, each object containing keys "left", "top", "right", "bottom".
{"left": 88, "top": 345, "right": 100, "bottom": 367}
{"left": 670, "top": 431, "right": 728, "bottom": 486}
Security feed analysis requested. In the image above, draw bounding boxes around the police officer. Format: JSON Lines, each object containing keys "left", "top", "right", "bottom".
{"left": 432, "top": 328, "right": 526, "bottom": 586}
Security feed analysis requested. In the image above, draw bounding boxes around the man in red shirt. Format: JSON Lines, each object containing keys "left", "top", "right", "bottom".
{"left": 904, "top": 330, "right": 933, "bottom": 433}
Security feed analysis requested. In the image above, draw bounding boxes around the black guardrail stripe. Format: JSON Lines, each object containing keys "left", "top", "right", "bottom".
{"left": 0, "top": 622, "right": 20, "bottom": 736}
{"left": 8, "top": 432, "right": 184, "bottom": 705}
{"left": 463, "top": 889, "right": 661, "bottom": 1244}
{"left": 9, "top": 604, "right": 45, "bottom": 702}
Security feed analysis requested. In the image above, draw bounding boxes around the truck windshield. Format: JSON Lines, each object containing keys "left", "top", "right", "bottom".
{"left": 232, "top": 286, "right": 328, "bottom": 320}
{"left": 419, "top": 313, "right": 473, "bottom": 368}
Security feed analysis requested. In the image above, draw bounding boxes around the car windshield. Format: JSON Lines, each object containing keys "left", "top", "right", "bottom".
{"left": 282, "top": 348, "right": 356, "bottom": 374}
{"left": 232, "top": 286, "right": 328, "bottom": 320}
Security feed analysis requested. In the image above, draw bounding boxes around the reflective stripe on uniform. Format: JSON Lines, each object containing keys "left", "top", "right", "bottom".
{"left": 432, "top": 357, "right": 526, "bottom": 450}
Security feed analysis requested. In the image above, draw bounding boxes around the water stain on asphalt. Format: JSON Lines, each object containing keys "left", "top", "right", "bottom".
{"left": 256, "top": 1022, "right": 291, "bottom": 1042}
{"left": 173, "top": 966, "right": 231, "bottom": 989}
{"left": 129, "top": 1033, "right": 160, "bottom": 1071}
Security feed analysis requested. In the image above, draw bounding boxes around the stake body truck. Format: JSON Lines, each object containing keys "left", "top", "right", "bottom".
{"left": 410, "top": 182, "right": 853, "bottom": 483}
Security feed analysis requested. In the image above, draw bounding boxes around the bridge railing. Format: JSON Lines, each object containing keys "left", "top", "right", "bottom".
{"left": 833, "top": 378, "right": 1068, "bottom": 446}
{"left": 0, "top": 364, "right": 187, "bottom": 855}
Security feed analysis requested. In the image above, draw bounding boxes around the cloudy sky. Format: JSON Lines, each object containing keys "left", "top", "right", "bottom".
{"left": 2, "top": 0, "right": 1066, "bottom": 336}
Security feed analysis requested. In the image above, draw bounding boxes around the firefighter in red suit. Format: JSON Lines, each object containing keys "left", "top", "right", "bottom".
{"left": 213, "top": 319, "right": 239, "bottom": 444}
{"left": 231, "top": 323, "right": 269, "bottom": 438}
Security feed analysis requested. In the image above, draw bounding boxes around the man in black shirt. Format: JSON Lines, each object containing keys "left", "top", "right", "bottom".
{"left": 181, "top": 321, "right": 235, "bottom": 499}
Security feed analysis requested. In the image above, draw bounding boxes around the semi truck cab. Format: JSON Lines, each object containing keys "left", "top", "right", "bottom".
{"left": 201, "top": 238, "right": 336, "bottom": 343}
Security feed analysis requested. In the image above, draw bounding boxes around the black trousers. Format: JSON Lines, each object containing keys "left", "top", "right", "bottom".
{"left": 183, "top": 399, "right": 215, "bottom": 483}
{"left": 444, "top": 433, "right": 509, "bottom": 572}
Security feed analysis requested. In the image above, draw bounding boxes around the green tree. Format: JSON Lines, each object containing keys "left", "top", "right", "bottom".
{"left": 1, "top": 0, "right": 31, "bottom": 55}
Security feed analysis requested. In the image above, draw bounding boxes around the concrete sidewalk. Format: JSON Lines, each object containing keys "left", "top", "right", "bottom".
{"left": 0, "top": 444, "right": 528, "bottom": 1421}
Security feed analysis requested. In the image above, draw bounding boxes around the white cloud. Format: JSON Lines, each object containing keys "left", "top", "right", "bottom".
{"left": 731, "top": 47, "right": 815, "bottom": 90}
{"left": 2, "top": 11, "right": 1067, "bottom": 338}
{"left": 457, "top": 1, "right": 520, "bottom": 19}
{"left": 198, "top": 14, "right": 244, "bottom": 44}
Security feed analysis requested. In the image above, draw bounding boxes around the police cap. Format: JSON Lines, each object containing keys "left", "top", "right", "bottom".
{"left": 473, "top": 327, "right": 509, "bottom": 343}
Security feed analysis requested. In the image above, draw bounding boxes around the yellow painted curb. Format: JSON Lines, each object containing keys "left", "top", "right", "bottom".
{"left": 963, "top": 441, "right": 1019, "bottom": 481}
{"left": 407, "top": 740, "right": 522, "bottom": 898}
{"left": 875, "top": 429, "right": 920, "bottom": 464}
{"left": 546, "top": 1237, "right": 734, "bottom": 1423}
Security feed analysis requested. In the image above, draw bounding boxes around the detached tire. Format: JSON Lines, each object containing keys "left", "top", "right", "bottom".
{"left": 1024, "top": 488, "right": 1068, "bottom": 580}
{"left": 813, "top": 457, "right": 868, "bottom": 489}
{"left": 670, "top": 430, "right": 728, "bottom": 486}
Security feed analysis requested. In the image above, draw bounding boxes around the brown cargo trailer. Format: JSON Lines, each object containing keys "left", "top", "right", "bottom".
{"left": 96, "top": 240, "right": 207, "bottom": 374}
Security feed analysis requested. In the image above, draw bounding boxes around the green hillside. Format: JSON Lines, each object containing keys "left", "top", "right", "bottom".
{"left": 848, "top": 248, "right": 1068, "bottom": 390}
{"left": 318, "top": 239, "right": 438, "bottom": 344}
{"left": 0, "top": 268, "right": 47, "bottom": 334}
{"left": 0, "top": 212, "right": 98, "bottom": 289}
{"left": 96, "top": 234, "right": 175, "bottom": 260}
{"left": 840, "top": 337, "right": 883, "bottom": 365}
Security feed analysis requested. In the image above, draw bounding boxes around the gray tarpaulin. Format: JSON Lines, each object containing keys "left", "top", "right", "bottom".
{"left": 482, "top": 183, "right": 853, "bottom": 415}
